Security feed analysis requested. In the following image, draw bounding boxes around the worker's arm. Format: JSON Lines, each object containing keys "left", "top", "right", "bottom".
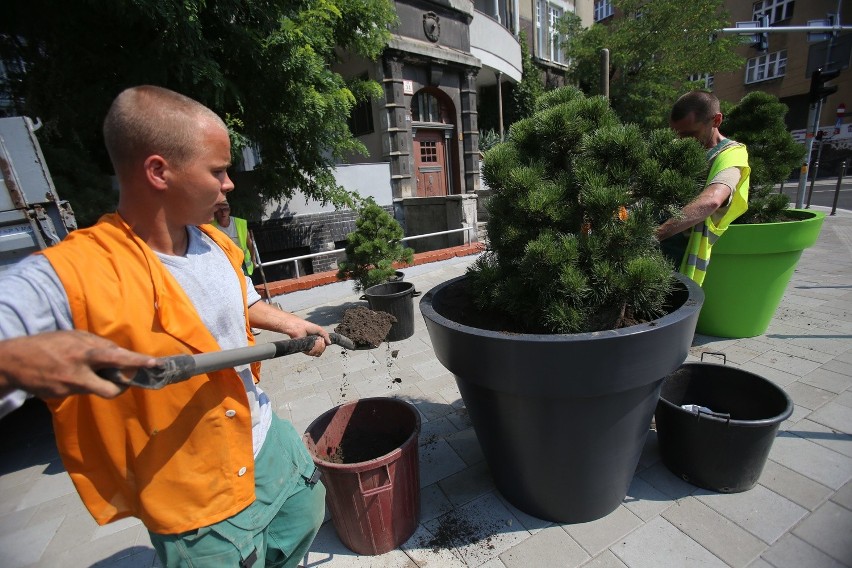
{"left": 247, "top": 301, "right": 330, "bottom": 356}
{"left": 0, "top": 331, "right": 156, "bottom": 399}
{"left": 655, "top": 182, "right": 732, "bottom": 241}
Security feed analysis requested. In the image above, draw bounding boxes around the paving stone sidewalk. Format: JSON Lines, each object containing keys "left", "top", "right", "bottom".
{"left": 1, "top": 207, "right": 850, "bottom": 568}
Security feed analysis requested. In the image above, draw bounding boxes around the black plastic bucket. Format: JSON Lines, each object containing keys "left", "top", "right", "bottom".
{"left": 363, "top": 281, "right": 419, "bottom": 342}
{"left": 655, "top": 362, "right": 793, "bottom": 493}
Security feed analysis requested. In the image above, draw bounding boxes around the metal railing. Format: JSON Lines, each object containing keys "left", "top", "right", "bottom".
{"left": 252, "top": 226, "right": 476, "bottom": 298}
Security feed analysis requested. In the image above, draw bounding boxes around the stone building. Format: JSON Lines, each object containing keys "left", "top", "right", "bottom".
{"left": 253, "top": 0, "right": 524, "bottom": 280}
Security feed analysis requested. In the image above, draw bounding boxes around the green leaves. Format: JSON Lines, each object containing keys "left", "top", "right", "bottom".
{"left": 473, "top": 87, "right": 704, "bottom": 333}
{"left": 337, "top": 198, "right": 414, "bottom": 292}
{"left": 560, "top": 0, "right": 743, "bottom": 129}
{"left": 722, "top": 92, "right": 805, "bottom": 224}
{"left": 1, "top": 0, "right": 397, "bottom": 223}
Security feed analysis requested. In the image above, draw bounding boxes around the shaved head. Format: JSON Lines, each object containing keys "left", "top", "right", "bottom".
{"left": 103, "top": 85, "right": 227, "bottom": 176}
{"left": 670, "top": 90, "right": 720, "bottom": 123}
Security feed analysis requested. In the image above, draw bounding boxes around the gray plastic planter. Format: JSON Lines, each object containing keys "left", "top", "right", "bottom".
{"left": 420, "top": 273, "right": 704, "bottom": 523}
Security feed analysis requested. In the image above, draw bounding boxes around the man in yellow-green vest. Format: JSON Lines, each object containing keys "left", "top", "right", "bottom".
{"left": 657, "top": 90, "right": 751, "bottom": 285}
{"left": 213, "top": 199, "right": 256, "bottom": 276}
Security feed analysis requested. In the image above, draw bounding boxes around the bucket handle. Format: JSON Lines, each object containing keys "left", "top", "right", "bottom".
{"left": 700, "top": 351, "right": 726, "bottom": 365}
{"left": 357, "top": 464, "right": 394, "bottom": 498}
{"left": 694, "top": 407, "right": 732, "bottom": 422}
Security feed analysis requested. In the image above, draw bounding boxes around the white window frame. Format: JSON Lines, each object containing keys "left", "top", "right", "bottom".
{"left": 752, "top": 0, "right": 794, "bottom": 25}
{"left": 594, "top": 0, "right": 614, "bottom": 22}
{"left": 536, "top": 1, "right": 566, "bottom": 64}
{"left": 745, "top": 50, "right": 787, "bottom": 84}
{"left": 549, "top": 4, "right": 564, "bottom": 64}
{"left": 688, "top": 73, "right": 715, "bottom": 90}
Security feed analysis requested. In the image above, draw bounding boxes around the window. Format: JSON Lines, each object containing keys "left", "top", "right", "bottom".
{"left": 420, "top": 141, "right": 437, "bottom": 163}
{"left": 413, "top": 92, "right": 444, "bottom": 123}
{"left": 549, "top": 5, "right": 564, "bottom": 64}
{"left": 348, "top": 99, "right": 374, "bottom": 137}
{"left": 594, "top": 0, "right": 614, "bottom": 22}
{"left": 688, "top": 73, "right": 714, "bottom": 90}
{"left": 347, "top": 74, "right": 374, "bottom": 136}
{"left": 745, "top": 50, "right": 787, "bottom": 84}
{"left": 752, "top": 0, "right": 794, "bottom": 24}
{"left": 536, "top": 1, "right": 565, "bottom": 63}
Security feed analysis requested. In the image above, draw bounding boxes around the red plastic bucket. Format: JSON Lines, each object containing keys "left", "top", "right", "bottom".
{"left": 303, "top": 397, "right": 421, "bottom": 555}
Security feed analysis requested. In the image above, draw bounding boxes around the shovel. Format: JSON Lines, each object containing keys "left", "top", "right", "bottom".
{"left": 98, "top": 333, "right": 355, "bottom": 390}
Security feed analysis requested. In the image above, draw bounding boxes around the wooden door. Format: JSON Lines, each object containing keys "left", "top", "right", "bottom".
{"left": 413, "top": 129, "right": 447, "bottom": 197}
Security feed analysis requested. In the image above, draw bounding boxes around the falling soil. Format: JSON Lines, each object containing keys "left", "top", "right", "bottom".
{"left": 335, "top": 306, "right": 397, "bottom": 348}
{"left": 320, "top": 427, "right": 407, "bottom": 464}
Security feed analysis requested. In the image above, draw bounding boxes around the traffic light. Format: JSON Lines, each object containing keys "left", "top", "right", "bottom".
{"left": 809, "top": 68, "right": 840, "bottom": 104}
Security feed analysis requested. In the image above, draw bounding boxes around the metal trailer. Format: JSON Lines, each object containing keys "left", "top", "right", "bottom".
{"left": 0, "top": 116, "right": 76, "bottom": 272}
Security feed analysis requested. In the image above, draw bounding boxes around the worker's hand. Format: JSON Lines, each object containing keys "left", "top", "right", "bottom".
{"left": 248, "top": 302, "right": 331, "bottom": 356}
{"left": 0, "top": 331, "right": 156, "bottom": 399}
{"left": 279, "top": 315, "right": 331, "bottom": 357}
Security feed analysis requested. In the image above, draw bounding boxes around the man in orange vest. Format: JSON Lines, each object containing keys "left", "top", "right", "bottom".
{"left": 0, "top": 85, "right": 331, "bottom": 567}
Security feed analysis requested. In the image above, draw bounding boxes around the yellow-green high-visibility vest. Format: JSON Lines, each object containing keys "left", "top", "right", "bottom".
{"left": 214, "top": 217, "right": 254, "bottom": 275}
{"left": 680, "top": 141, "right": 750, "bottom": 285}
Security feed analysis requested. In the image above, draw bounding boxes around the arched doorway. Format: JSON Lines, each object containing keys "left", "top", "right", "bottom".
{"left": 411, "top": 89, "right": 457, "bottom": 197}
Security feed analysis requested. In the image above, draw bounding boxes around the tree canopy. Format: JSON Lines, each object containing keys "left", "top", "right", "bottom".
{"left": 0, "top": 0, "right": 396, "bottom": 225}
{"left": 560, "top": 0, "right": 743, "bottom": 128}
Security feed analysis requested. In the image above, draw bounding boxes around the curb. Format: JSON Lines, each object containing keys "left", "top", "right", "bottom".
{"left": 256, "top": 242, "right": 484, "bottom": 298}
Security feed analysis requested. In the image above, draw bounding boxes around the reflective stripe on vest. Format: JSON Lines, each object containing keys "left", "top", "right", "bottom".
{"left": 680, "top": 142, "right": 751, "bottom": 285}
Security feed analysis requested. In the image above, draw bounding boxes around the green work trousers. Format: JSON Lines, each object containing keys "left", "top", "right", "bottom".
{"left": 150, "top": 414, "right": 326, "bottom": 567}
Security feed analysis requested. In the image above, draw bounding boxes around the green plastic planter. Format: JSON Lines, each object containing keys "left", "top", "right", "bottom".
{"left": 696, "top": 209, "right": 825, "bottom": 338}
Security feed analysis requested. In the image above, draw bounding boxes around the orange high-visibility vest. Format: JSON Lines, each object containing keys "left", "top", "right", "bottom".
{"left": 41, "top": 213, "right": 260, "bottom": 534}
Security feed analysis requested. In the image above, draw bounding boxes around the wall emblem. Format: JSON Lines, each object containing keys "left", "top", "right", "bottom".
{"left": 423, "top": 12, "right": 440, "bottom": 43}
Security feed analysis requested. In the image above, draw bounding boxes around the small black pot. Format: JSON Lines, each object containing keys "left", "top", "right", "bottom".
{"left": 364, "top": 281, "right": 421, "bottom": 342}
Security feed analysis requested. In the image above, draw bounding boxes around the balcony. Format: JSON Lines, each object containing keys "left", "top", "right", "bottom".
{"left": 470, "top": 10, "right": 522, "bottom": 84}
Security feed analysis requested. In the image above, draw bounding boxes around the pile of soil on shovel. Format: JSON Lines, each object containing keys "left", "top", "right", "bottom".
{"left": 321, "top": 427, "right": 408, "bottom": 464}
{"left": 335, "top": 306, "right": 396, "bottom": 348}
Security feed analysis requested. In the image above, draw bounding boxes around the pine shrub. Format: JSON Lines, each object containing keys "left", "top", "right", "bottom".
{"left": 469, "top": 87, "right": 706, "bottom": 333}
{"left": 337, "top": 198, "right": 414, "bottom": 292}
{"left": 722, "top": 91, "right": 804, "bottom": 224}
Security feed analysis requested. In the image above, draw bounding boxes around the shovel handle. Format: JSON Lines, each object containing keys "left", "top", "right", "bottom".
{"left": 99, "top": 333, "right": 355, "bottom": 390}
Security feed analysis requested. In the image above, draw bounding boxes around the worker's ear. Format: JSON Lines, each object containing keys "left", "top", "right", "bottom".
{"left": 712, "top": 112, "right": 723, "bottom": 129}
{"left": 143, "top": 155, "right": 169, "bottom": 191}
